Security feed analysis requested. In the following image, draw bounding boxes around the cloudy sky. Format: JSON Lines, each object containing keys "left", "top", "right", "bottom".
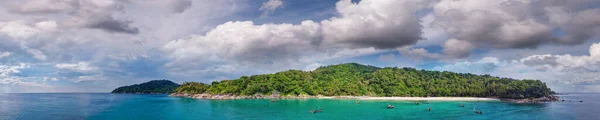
{"left": 1, "top": 0, "right": 599, "bottom": 93}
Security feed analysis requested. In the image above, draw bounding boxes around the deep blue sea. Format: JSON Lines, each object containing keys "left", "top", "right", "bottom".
{"left": 0, "top": 93, "right": 597, "bottom": 120}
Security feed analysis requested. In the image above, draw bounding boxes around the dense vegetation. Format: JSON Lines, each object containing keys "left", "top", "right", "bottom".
{"left": 174, "top": 63, "right": 553, "bottom": 99}
{"left": 111, "top": 80, "right": 180, "bottom": 94}
{"left": 174, "top": 82, "right": 210, "bottom": 94}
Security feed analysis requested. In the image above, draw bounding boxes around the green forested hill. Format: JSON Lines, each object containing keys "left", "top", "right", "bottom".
{"left": 175, "top": 63, "right": 553, "bottom": 99}
{"left": 111, "top": 80, "right": 180, "bottom": 94}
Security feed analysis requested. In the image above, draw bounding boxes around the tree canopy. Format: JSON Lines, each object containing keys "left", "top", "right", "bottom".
{"left": 174, "top": 82, "right": 210, "bottom": 94}
{"left": 111, "top": 80, "right": 180, "bottom": 94}
{"left": 175, "top": 63, "right": 553, "bottom": 99}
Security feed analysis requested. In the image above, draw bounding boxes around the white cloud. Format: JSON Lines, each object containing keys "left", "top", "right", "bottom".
{"left": 519, "top": 43, "right": 600, "bottom": 73}
{"left": 35, "top": 20, "right": 58, "bottom": 31}
{"left": 26, "top": 49, "right": 47, "bottom": 60}
{"left": 442, "top": 39, "right": 474, "bottom": 58}
{"left": 0, "top": 21, "right": 59, "bottom": 60}
{"left": 0, "top": 0, "right": 241, "bottom": 89}
{"left": 545, "top": 7, "right": 600, "bottom": 44}
{"left": 73, "top": 75, "right": 106, "bottom": 82}
{"left": 163, "top": 20, "right": 322, "bottom": 76}
{"left": 124, "top": 0, "right": 241, "bottom": 44}
{"left": 417, "top": 13, "right": 447, "bottom": 47}
{"left": 7, "top": 0, "right": 75, "bottom": 14}
{"left": 0, "top": 63, "right": 50, "bottom": 92}
{"left": 591, "top": 43, "right": 600, "bottom": 57}
{"left": 63, "top": 0, "right": 139, "bottom": 34}
{"left": 259, "top": 0, "right": 284, "bottom": 18}
{"left": 433, "top": 42, "right": 600, "bottom": 92}
{"left": 140, "top": 0, "right": 192, "bottom": 13}
{"left": 432, "top": 57, "right": 503, "bottom": 74}
{"left": 7, "top": 0, "right": 139, "bottom": 34}
{"left": 397, "top": 39, "right": 473, "bottom": 60}
{"left": 0, "top": 20, "right": 57, "bottom": 37}
{"left": 54, "top": 62, "right": 110, "bottom": 82}
{"left": 397, "top": 47, "right": 442, "bottom": 60}
{"left": 328, "top": 47, "right": 379, "bottom": 59}
{"left": 0, "top": 21, "right": 41, "bottom": 39}
{"left": 55, "top": 62, "right": 98, "bottom": 73}
{"left": 42, "top": 77, "right": 58, "bottom": 82}
{"left": 163, "top": 20, "right": 321, "bottom": 62}
{"left": 0, "top": 63, "right": 28, "bottom": 79}
{"left": 0, "top": 51, "right": 10, "bottom": 58}
{"left": 163, "top": 0, "right": 428, "bottom": 78}
{"left": 321, "top": 0, "right": 424, "bottom": 49}
{"left": 432, "top": 0, "right": 553, "bottom": 48}
{"left": 431, "top": 0, "right": 600, "bottom": 48}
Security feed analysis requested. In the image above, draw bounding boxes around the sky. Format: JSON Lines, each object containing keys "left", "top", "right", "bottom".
{"left": 0, "top": 0, "right": 599, "bottom": 93}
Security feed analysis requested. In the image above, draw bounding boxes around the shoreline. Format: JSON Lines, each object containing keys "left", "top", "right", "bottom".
{"left": 170, "top": 93, "right": 500, "bottom": 101}
{"left": 170, "top": 93, "right": 559, "bottom": 103}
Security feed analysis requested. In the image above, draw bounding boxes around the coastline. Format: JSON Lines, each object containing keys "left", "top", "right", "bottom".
{"left": 170, "top": 93, "right": 560, "bottom": 103}
{"left": 170, "top": 93, "right": 501, "bottom": 101}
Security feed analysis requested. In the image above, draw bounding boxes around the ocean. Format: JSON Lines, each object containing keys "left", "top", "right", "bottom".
{"left": 0, "top": 93, "right": 597, "bottom": 120}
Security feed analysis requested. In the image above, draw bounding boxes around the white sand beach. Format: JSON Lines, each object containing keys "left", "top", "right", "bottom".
{"left": 320, "top": 96, "right": 500, "bottom": 101}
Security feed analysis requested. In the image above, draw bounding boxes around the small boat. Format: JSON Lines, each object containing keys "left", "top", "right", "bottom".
{"left": 473, "top": 107, "right": 482, "bottom": 114}
{"left": 415, "top": 102, "right": 420, "bottom": 105}
{"left": 387, "top": 104, "right": 394, "bottom": 109}
{"left": 310, "top": 108, "right": 323, "bottom": 113}
{"left": 460, "top": 104, "right": 464, "bottom": 107}
{"left": 356, "top": 101, "right": 360, "bottom": 104}
{"left": 428, "top": 106, "right": 431, "bottom": 111}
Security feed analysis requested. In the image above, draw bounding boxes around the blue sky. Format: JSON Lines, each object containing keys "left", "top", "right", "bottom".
{"left": 1, "top": 0, "right": 600, "bottom": 93}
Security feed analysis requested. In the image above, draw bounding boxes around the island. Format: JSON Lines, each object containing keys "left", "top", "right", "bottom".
{"left": 111, "top": 80, "right": 180, "bottom": 94}
{"left": 169, "top": 63, "right": 558, "bottom": 102}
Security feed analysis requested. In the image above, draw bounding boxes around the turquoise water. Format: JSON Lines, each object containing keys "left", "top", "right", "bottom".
{"left": 0, "top": 93, "right": 597, "bottom": 120}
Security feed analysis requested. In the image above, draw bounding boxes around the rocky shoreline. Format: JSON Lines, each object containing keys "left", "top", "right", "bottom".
{"left": 500, "top": 95, "right": 560, "bottom": 103}
{"left": 169, "top": 93, "right": 319, "bottom": 99}
{"left": 170, "top": 93, "right": 559, "bottom": 103}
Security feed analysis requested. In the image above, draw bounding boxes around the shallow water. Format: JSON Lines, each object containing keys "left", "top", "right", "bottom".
{"left": 0, "top": 93, "right": 597, "bottom": 120}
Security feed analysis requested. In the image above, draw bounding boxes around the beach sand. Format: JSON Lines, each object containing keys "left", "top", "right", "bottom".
{"left": 321, "top": 96, "right": 500, "bottom": 101}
